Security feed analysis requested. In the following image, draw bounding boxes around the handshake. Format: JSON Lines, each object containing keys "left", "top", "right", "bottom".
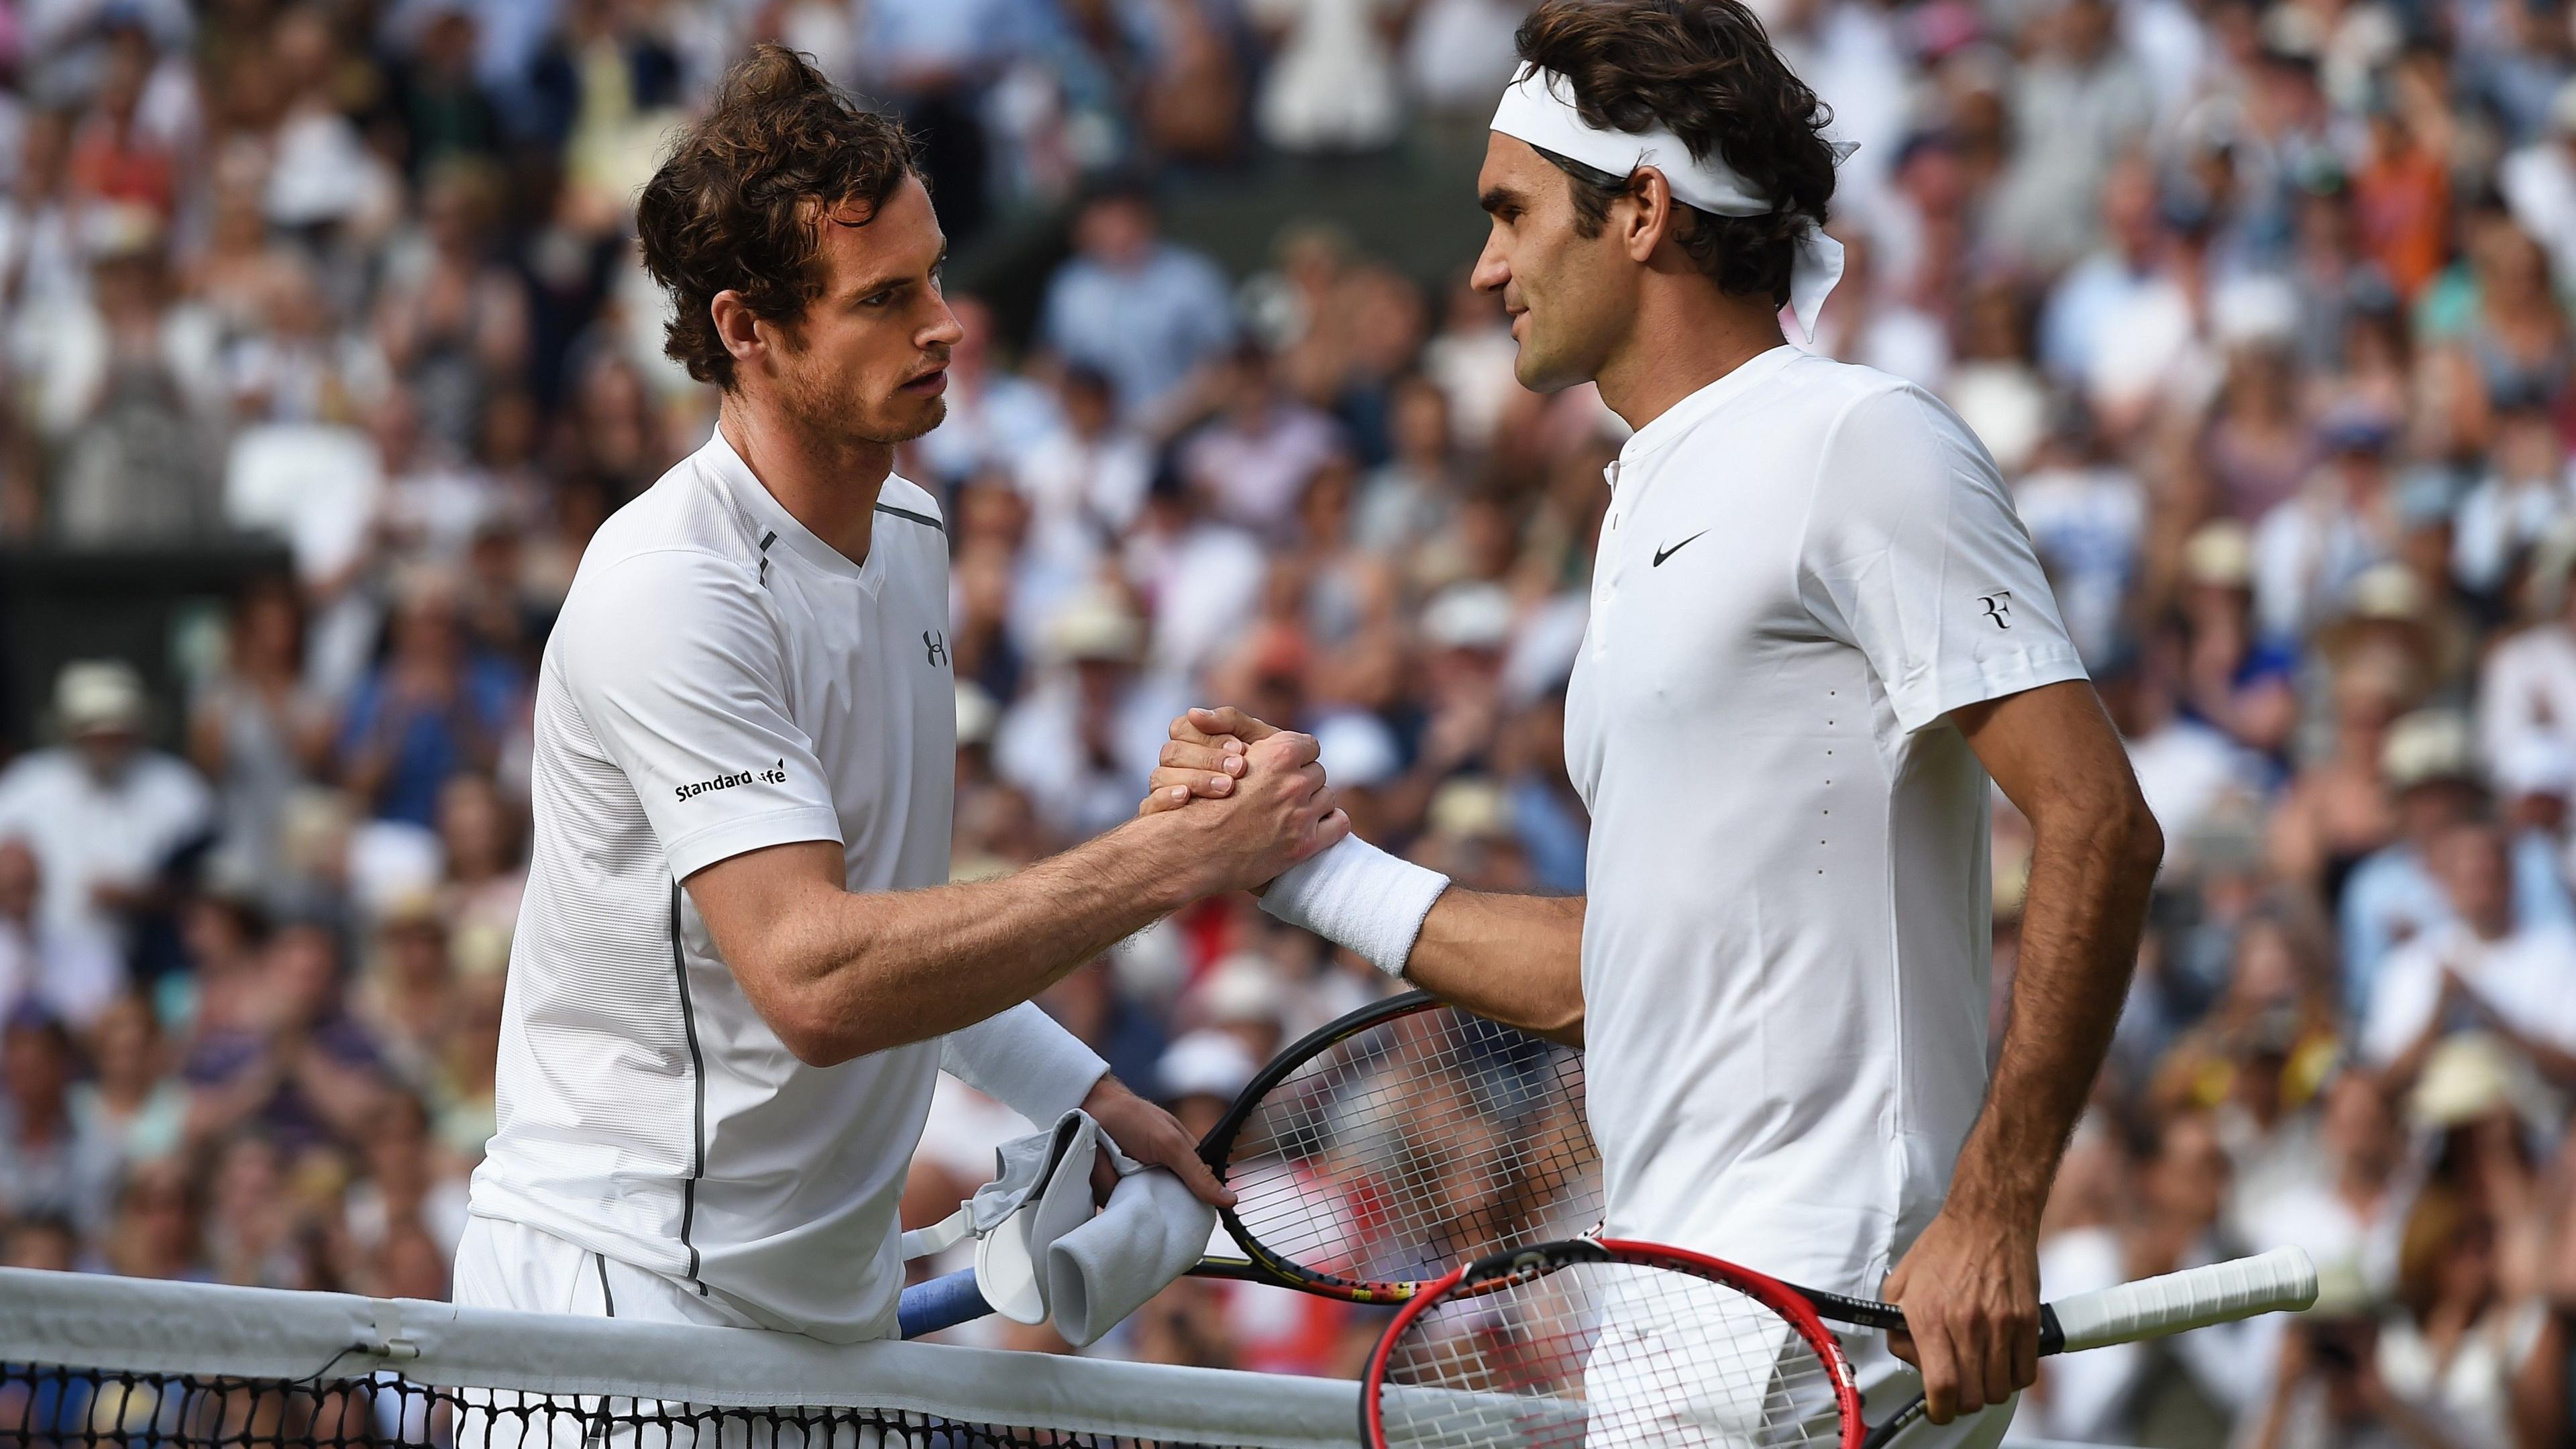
{"left": 1128, "top": 706, "right": 1352, "bottom": 900}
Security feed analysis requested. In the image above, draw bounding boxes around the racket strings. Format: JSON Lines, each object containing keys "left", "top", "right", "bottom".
{"left": 1220, "top": 1008, "right": 1600, "bottom": 1286}
{"left": 1379, "top": 1260, "right": 1849, "bottom": 1448}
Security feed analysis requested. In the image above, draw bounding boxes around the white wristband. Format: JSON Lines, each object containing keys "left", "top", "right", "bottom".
{"left": 1259, "top": 837, "right": 1450, "bottom": 978}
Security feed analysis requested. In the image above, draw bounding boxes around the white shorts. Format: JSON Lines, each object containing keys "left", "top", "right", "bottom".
{"left": 449, "top": 1215, "right": 781, "bottom": 1449}
{"left": 452, "top": 1214, "right": 760, "bottom": 1329}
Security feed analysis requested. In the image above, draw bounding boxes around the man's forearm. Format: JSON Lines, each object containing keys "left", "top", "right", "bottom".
{"left": 715, "top": 820, "right": 1196, "bottom": 1065}
{"left": 1950, "top": 808, "right": 2158, "bottom": 1217}
{"left": 1404, "top": 888, "right": 1587, "bottom": 1044}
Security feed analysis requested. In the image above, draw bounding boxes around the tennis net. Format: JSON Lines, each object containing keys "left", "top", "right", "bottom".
{"left": 0, "top": 1267, "right": 1361, "bottom": 1449}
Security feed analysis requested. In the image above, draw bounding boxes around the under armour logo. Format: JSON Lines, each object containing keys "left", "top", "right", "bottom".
{"left": 1978, "top": 591, "right": 2014, "bottom": 629}
{"left": 924, "top": 630, "right": 949, "bottom": 667}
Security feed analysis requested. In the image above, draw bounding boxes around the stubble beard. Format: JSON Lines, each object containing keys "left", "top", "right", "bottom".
{"left": 775, "top": 360, "right": 947, "bottom": 458}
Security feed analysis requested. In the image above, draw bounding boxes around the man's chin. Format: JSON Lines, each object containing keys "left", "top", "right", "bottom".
{"left": 1513, "top": 350, "right": 1591, "bottom": 396}
{"left": 890, "top": 396, "right": 949, "bottom": 443}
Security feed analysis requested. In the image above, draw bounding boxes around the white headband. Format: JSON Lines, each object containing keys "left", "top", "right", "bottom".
{"left": 1490, "top": 66, "right": 1851, "bottom": 337}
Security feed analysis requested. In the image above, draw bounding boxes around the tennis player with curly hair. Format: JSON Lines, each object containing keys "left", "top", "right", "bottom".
{"left": 1146, "top": 1, "right": 2164, "bottom": 1440}
{"left": 456, "top": 44, "right": 1345, "bottom": 1344}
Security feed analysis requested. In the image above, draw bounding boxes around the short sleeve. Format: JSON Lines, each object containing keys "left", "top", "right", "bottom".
{"left": 556, "top": 549, "right": 843, "bottom": 881}
{"left": 1796, "top": 386, "right": 2088, "bottom": 733}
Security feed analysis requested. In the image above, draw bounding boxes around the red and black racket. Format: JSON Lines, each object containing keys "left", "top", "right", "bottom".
{"left": 1362, "top": 1237, "right": 2317, "bottom": 1448}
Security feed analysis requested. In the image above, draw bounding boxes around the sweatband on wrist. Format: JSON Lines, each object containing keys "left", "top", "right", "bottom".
{"left": 1260, "top": 837, "right": 1450, "bottom": 978}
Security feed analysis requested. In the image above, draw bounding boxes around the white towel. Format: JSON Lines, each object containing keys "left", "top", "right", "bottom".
{"left": 1045, "top": 1159, "right": 1218, "bottom": 1346}
{"left": 902, "top": 1109, "right": 1217, "bottom": 1345}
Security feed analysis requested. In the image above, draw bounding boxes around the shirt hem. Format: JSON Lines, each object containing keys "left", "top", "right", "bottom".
{"left": 664, "top": 806, "right": 847, "bottom": 882}
{"left": 1888, "top": 648, "right": 2091, "bottom": 734}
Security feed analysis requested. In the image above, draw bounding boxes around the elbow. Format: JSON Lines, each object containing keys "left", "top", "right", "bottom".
{"left": 738, "top": 958, "right": 874, "bottom": 1068}
{"left": 765, "top": 997, "right": 856, "bottom": 1067}
{"left": 1536, "top": 979, "right": 1587, "bottom": 1044}
{"left": 2121, "top": 793, "right": 2167, "bottom": 885}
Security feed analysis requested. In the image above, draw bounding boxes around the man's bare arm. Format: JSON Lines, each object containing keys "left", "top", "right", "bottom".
{"left": 691, "top": 731, "right": 1346, "bottom": 1066}
{"left": 1884, "top": 678, "right": 2163, "bottom": 1423}
{"left": 1144, "top": 706, "right": 1586, "bottom": 1040}
{"left": 1402, "top": 890, "right": 1586, "bottom": 1042}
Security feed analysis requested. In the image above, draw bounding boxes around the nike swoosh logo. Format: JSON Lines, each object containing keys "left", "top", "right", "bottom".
{"left": 1652, "top": 531, "right": 1708, "bottom": 567}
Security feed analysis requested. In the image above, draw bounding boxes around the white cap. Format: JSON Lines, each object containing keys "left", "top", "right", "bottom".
{"left": 1195, "top": 954, "right": 1286, "bottom": 1026}
{"left": 2381, "top": 708, "right": 2476, "bottom": 790}
{"left": 54, "top": 661, "right": 147, "bottom": 738}
{"left": 1049, "top": 590, "right": 1145, "bottom": 663}
{"left": 1158, "top": 1029, "right": 1258, "bottom": 1102}
{"left": 2210, "top": 274, "right": 2300, "bottom": 350}
{"left": 2492, "top": 731, "right": 2576, "bottom": 800}
{"left": 1423, "top": 582, "right": 1514, "bottom": 652}
{"left": 1313, "top": 710, "right": 1402, "bottom": 788}
{"left": 2409, "top": 1032, "right": 2518, "bottom": 1129}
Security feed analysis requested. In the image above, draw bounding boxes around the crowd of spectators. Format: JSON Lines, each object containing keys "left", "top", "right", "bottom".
{"left": 5, "top": 0, "right": 2576, "bottom": 1444}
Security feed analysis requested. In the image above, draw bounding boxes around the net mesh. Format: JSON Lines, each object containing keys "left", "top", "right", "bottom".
{"left": 0, "top": 1269, "right": 1360, "bottom": 1449}
{"left": 1218, "top": 1003, "right": 1596, "bottom": 1292}
{"left": 0, "top": 1365, "right": 1256, "bottom": 1449}
{"left": 1375, "top": 1257, "right": 1848, "bottom": 1448}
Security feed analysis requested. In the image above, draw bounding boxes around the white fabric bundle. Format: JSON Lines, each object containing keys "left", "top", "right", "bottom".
{"left": 1489, "top": 66, "right": 1854, "bottom": 336}
{"left": 900, "top": 1110, "right": 1216, "bottom": 1348}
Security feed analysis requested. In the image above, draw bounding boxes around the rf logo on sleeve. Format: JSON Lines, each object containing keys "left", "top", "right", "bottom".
{"left": 1978, "top": 590, "right": 2013, "bottom": 629}
{"left": 924, "top": 631, "right": 949, "bottom": 667}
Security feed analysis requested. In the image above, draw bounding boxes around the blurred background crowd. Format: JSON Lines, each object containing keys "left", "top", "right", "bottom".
{"left": 5, "top": 0, "right": 2576, "bottom": 1444}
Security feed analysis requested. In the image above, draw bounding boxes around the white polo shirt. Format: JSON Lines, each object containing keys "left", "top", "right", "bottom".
{"left": 468, "top": 427, "right": 1106, "bottom": 1342}
{"left": 1570, "top": 346, "right": 2086, "bottom": 1297}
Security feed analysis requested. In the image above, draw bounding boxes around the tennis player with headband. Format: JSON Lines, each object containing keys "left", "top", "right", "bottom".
{"left": 1144, "top": 1, "right": 2163, "bottom": 1440}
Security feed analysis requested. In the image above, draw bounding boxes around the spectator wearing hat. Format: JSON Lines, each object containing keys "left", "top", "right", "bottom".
{"left": 2451, "top": 384, "right": 2575, "bottom": 604}
{"left": 2174, "top": 521, "right": 2302, "bottom": 760}
{"left": 2361, "top": 821, "right": 2576, "bottom": 1108}
{"left": 996, "top": 588, "right": 1183, "bottom": 841}
{"left": 0, "top": 661, "right": 212, "bottom": 967}
{"left": 2373, "top": 1156, "right": 2567, "bottom": 1449}
{"left": 2340, "top": 710, "right": 2575, "bottom": 1010}
{"left": 2253, "top": 403, "right": 2406, "bottom": 642}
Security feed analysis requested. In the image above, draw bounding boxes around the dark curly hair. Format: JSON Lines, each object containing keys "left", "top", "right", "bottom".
{"left": 636, "top": 45, "right": 918, "bottom": 390}
{"left": 1515, "top": 0, "right": 1837, "bottom": 309}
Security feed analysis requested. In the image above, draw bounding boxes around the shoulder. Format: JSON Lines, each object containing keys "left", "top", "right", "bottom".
{"left": 1803, "top": 361, "right": 1979, "bottom": 458}
{"left": 874, "top": 474, "right": 948, "bottom": 536}
{"left": 132, "top": 751, "right": 210, "bottom": 800}
{"left": 0, "top": 750, "right": 70, "bottom": 804}
{"left": 566, "top": 455, "right": 768, "bottom": 611}
{"left": 1155, "top": 244, "right": 1229, "bottom": 290}
{"left": 1792, "top": 360, "right": 2008, "bottom": 508}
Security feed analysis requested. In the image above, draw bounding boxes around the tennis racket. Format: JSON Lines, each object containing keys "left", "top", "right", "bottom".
{"left": 1362, "top": 1237, "right": 2317, "bottom": 1448}
{"left": 900, "top": 990, "right": 1597, "bottom": 1336}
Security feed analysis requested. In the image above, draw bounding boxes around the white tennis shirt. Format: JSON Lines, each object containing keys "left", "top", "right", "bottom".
{"left": 468, "top": 426, "right": 1107, "bottom": 1342}
{"left": 1570, "top": 346, "right": 2087, "bottom": 1297}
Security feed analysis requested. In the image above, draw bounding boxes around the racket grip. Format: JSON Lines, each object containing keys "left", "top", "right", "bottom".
{"left": 2048, "top": 1247, "right": 2317, "bottom": 1353}
{"left": 898, "top": 1267, "right": 995, "bottom": 1338}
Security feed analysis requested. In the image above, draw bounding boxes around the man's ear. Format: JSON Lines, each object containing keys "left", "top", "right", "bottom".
{"left": 1623, "top": 169, "right": 1677, "bottom": 264}
{"left": 710, "top": 290, "right": 764, "bottom": 372}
